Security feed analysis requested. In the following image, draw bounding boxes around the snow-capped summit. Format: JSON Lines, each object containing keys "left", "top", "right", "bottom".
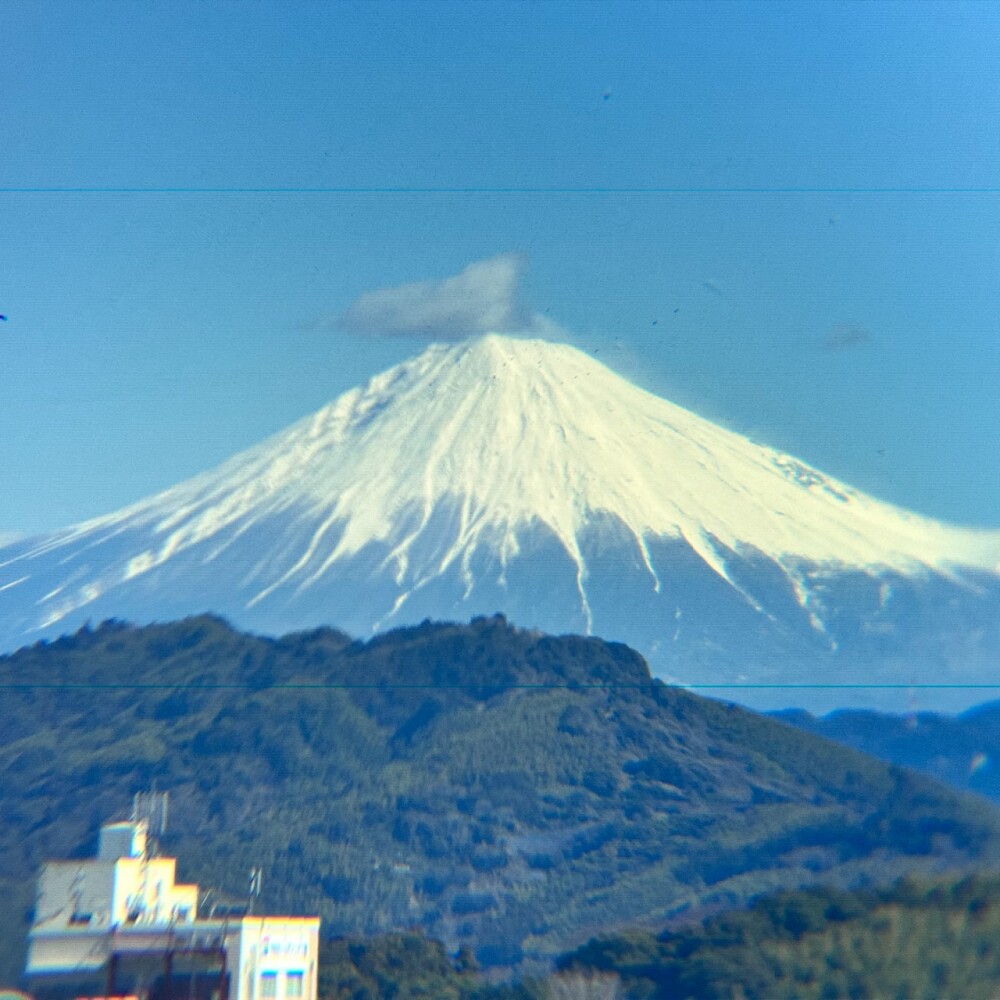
{"left": 1, "top": 334, "right": 998, "bottom": 710}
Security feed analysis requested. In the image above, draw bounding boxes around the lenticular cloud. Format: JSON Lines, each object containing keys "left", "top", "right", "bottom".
{"left": 337, "top": 253, "right": 534, "bottom": 339}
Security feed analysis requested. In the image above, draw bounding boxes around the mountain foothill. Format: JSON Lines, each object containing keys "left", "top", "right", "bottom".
{"left": 2, "top": 615, "right": 1000, "bottom": 984}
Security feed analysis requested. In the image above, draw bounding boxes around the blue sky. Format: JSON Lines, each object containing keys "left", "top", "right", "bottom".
{"left": 1, "top": 0, "right": 998, "bottom": 532}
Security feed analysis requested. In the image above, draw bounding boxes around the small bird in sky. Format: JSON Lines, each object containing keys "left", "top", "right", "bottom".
{"left": 0, "top": 315, "right": 7, "bottom": 321}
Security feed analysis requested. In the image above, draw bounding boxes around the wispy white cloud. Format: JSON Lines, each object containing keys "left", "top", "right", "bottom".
{"left": 332, "top": 253, "right": 557, "bottom": 339}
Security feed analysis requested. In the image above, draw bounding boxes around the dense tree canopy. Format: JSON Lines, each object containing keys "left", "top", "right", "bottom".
{"left": 3, "top": 616, "right": 1000, "bottom": 985}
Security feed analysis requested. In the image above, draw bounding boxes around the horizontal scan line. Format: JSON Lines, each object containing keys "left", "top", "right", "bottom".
{"left": 0, "top": 682, "right": 998, "bottom": 691}
{"left": 2, "top": 187, "right": 1000, "bottom": 195}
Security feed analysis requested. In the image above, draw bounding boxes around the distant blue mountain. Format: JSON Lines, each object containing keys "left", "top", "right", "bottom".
{"left": 775, "top": 700, "right": 1000, "bottom": 803}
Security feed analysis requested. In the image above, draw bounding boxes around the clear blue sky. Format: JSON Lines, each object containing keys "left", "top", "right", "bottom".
{"left": 1, "top": 0, "right": 998, "bottom": 532}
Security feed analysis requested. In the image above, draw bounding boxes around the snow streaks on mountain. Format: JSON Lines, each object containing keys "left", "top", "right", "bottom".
{"left": 1, "top": 335, "right": 998, "bottom": 710}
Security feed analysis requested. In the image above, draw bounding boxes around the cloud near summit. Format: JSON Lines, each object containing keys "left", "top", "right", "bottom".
{"left": 335, "top": 253, "right": 553, "bottom": 339}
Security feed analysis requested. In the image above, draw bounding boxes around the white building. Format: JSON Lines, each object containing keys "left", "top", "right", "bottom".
{"left": 26, "top": 817, "right": 320, "bottom": 1000}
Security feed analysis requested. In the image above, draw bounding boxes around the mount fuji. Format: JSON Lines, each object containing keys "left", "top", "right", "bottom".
{"left": 2, "top": 334, "right": 998, "bottom": 710}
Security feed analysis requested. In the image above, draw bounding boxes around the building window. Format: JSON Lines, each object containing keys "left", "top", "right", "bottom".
{"left": 260, "top": 972, "right": 278, "bottom": 999}
{"left": 285, "top": 973, "right": 304, "bottom": 999}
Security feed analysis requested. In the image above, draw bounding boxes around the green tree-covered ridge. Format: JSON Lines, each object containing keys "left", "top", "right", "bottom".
{"left": 557, "top": 873, "right": 1000, "bottom": 999}
{"left": 2, "top": 615, "right": 999, "bottom": 982}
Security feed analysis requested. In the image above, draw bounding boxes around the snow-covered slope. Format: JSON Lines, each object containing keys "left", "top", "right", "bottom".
{"left": 1, "top": 335, "right": 998, "bottom": 709}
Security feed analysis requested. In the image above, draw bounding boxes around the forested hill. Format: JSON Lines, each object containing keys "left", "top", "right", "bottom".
{"left": 556, "top": 873, "right": 1000, "bottom": 1000}
{"left": 3, "top": 615, "right": 1000, "bottom": 982}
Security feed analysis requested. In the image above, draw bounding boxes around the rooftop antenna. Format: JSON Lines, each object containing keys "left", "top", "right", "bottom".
{"left": 132, "top": 789, "right": 169, "bottom": 855}
{"left": 248, "top": 867, "right": 262, "bottom": 915}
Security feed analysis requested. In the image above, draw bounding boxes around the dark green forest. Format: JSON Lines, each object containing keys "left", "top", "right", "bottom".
{"left": 557, "top": 873, "right": 1000, "bottom": 999}
{"left": 306, "top": 874, "right": 1000, "bottom": 999}
{"left": 3, "top": 615, "right": 1000, "bottom": 987}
